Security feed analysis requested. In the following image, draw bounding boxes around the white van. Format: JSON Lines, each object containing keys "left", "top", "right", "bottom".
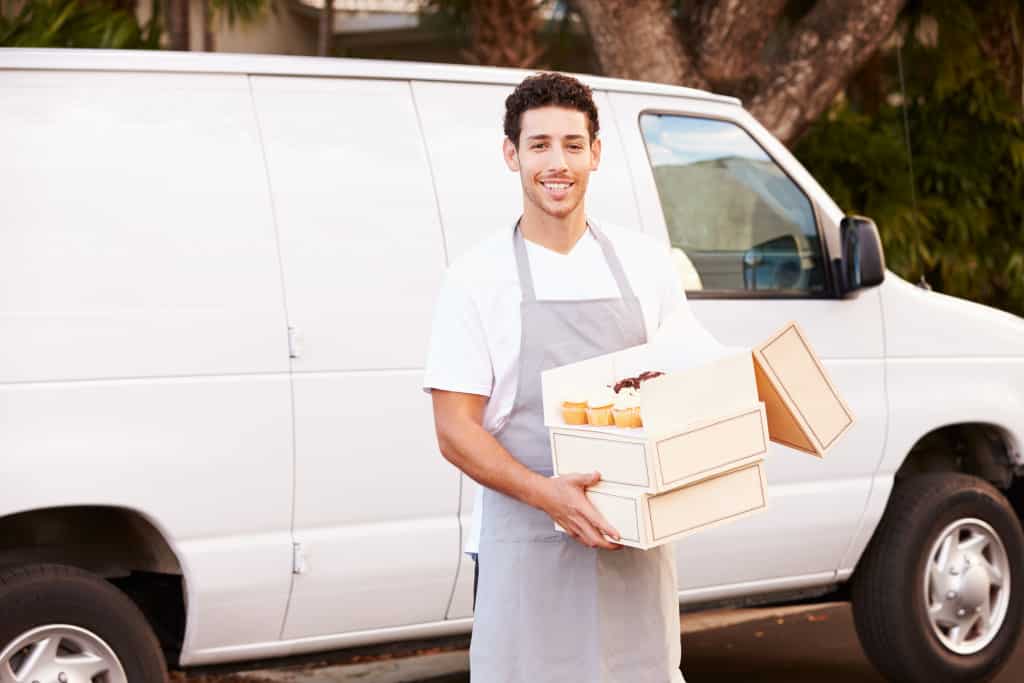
{"left": 1, "top": 48, "right": 1022, "bottom": 683}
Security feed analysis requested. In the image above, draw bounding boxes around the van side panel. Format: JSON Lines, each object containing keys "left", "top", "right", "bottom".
{"left": 0, "top": 71, "right": 290, "bottom": 381}
{"left": 249, "top": 76, "right": 459, "bottom": 639}
{"left": 0, "top": 71, "right": 295, "bottom": 654}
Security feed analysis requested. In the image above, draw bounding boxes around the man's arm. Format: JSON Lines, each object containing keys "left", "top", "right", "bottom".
{"left": 431, "top": 389, "right": 622, "bottom": 550}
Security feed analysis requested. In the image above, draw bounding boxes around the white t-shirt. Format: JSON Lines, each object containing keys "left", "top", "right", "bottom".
{"left": 423, "top": 220, "right": 689, "bottom": 555}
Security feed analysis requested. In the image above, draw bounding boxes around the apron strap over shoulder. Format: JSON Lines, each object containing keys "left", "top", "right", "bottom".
{"left": 513, "top": 218, "right": 538, "bottom": 302}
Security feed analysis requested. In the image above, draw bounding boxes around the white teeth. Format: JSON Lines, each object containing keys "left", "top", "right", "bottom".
{"left": 544, "top": 183, "right": 570, "bottom": 190}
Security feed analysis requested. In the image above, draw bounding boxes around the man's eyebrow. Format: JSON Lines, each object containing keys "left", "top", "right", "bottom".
{"left": 524, "top": 134, "right": 587, "bottom": 141}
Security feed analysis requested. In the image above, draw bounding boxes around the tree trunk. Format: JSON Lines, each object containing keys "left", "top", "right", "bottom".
{"left": 683, "top": 0, "right": 788, "bottom": 86}
{"left": 460, "top": 0, "right": 545, "bottom": 68}
{"left": 318, "top": 0, "right": 334, "bottom": 57}
{"left": 746, "top": 0, "right": 905, "bottom": 143}
{"left": 574, "top": 0, "right": 905, "bottom": 145}
{"left": 980, "top": 4, "right": 1024, "bottom": 117}
{"left": 574, "top": 0, "right": 703, "bottom": 87}
{"left": 168, "top": 0, "right": 190, "bottom": 50}
{"left": 202, "top": 0, "right": 214, "bottom": 52}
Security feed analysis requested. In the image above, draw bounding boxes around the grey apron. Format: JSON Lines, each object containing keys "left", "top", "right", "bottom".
{"left": 470, "top": 221, "right": 684, "bottom": 683}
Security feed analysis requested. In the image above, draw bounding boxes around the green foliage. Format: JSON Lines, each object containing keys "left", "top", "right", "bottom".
{"left": 0, "top": 0, "right": 161, "bottom": 48}
{"left": 211, "top": 0, "right": 267, "bottom": 28}
{"left": 417, "top": 0, "right": 595, "bottom": 72}
{"left": 795, "top": 0, "right": 1024, "bottom": 318}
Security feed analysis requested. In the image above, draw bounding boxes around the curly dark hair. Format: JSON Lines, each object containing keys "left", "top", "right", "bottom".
{"left": 504, "top": 72, "right": 599, "bottom": 148}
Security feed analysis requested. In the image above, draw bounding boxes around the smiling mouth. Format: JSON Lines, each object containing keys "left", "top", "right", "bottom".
{"left": 540, "top": 180, "right": 574, "bottom": 200}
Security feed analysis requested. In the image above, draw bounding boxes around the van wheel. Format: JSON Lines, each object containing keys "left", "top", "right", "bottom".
{"left": 852, "top": 473, "right": 1024, "bottom": 682}
{"left": 0, "top": 564, "right": 168, "bottom": 683}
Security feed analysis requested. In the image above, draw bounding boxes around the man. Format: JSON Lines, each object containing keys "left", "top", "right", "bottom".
{"left": 424, "top": 72, "right": 689, "bottom": 682}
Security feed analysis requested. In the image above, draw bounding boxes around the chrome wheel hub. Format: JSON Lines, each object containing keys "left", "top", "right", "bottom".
{"left": 924, "top": 518, "right": 1011, "bottom": 655}
{"left": 0, "top": 625, "right": 127, "bottom": 683}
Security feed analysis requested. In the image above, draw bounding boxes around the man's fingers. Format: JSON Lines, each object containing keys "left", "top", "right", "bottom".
{"left": 551, "top": 474, "right": 622, "bottom": 549}
{"left": 562, "top": 471, "right": 601, "bottom": 488}
{"left": 568, "top": 515, "right": 621, "bottom": 550}
{"left": 578, "top": 494, "right": 621, "bottom": 542}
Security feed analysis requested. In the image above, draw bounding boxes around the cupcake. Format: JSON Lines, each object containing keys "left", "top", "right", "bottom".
{"left": 586, "top": 387, "right": 617, "bottom": 427}
{"left": 561, "top": 391, "right": 589, "bottom": 425}
{"left": 612, "top": 389, "right": 642, "bottom": 428}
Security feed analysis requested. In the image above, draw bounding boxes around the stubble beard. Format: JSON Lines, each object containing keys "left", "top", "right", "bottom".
{"left": 522, "top": 174, "right": 587, "bottom": 221}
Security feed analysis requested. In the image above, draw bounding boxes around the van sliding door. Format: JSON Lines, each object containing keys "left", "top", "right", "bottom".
{"left": 250, "top": 76, "right": 459, "bottom": 639}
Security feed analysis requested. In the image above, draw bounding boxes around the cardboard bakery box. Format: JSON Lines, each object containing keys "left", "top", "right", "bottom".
{"left": 541, "top": 314, "right": 854, "bottom": 484}
{"left": 752, "top": 322, "right": 855, "bottom": 457}
{"left": 582, "top": 459, "right": 769, "bottom": 550}
{"left": 543, "top": 350, "right": 768, "bottom": 494}
{"left": 550, "top": 402, "right": 769, "bottom": 493}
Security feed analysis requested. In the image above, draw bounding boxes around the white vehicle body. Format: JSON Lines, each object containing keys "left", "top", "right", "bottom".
{"left": 1, "top": 48, "right": 1022, "bottom": 672}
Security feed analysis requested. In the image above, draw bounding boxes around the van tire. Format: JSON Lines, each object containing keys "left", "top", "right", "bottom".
{"left": 0, "top": 563, "right": 168, "bottom": 683}
{"left": 852, "top": 473, "right": 1024, "bottom": 682}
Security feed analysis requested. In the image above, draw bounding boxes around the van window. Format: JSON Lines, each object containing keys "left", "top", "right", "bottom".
{"left": 639, "top": 114, "right": 827, "bottom": 295}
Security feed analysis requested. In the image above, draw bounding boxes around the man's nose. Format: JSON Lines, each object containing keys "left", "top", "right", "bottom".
{"left": 547, "top": 146, "right": 569, "bottom": 172}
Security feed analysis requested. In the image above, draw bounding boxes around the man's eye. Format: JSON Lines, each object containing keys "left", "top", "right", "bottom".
{"left": 532, "top": 143, "right": 546, "bottom": 150}
{"left": 569, "top": 145, "right": 584, "bottom": 151}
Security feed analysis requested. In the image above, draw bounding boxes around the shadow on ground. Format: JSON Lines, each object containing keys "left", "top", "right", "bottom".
{"left": 177, "top": 603, "right": 1024, "bottom": 682}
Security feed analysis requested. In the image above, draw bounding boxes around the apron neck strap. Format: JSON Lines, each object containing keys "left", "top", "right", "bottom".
{"left": 512, "top": 217, "right": 637, "bottom": 303}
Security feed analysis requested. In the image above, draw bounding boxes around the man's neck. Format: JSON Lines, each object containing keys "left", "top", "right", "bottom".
{"left": 519, "top": 202, "right": 588, "bottom": 255}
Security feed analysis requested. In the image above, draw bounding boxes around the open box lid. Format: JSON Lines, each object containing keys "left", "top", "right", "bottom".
{"left": 753, "top": 321, "right": 855, "bottom": 457}
{"left": 638, "top": 352, "right": 758, "bottom": 435}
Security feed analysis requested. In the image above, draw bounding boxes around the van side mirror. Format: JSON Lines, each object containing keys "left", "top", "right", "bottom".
{"left": 838, "top": 215, "right": 885, "bottom": 294}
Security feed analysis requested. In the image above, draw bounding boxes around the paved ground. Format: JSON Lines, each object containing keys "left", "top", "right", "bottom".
{"left": 175, "top": 602, "right": 1024, "bottom": 682}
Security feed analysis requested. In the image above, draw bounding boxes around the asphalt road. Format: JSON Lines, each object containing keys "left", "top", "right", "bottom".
{"left": 412, "top": 603, "right": 1024, "bottom": 683}
{"left": 178, "top": 602, "right": 1024, "bottom": 682}
{"left": 681, "top": 603, "right": 1024, "bottom": 682}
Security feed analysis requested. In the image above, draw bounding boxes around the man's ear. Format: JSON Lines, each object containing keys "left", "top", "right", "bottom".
{"left": 503, "top": 137, "right": 520, "bottom": 172}
{"left": 590, "top": 137, "right": 602, "bottom": 171}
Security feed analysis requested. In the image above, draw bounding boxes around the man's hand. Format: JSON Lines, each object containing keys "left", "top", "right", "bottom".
{"left": 431, "top": 391, "right": 623, "bottom": 551}
{"left": 540, "top": 472, "right": 623, "bottom": 550}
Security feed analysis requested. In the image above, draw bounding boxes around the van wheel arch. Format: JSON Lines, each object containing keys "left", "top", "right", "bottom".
{"left": 0, "top": 506, "right": 187, "bottom": 665}
{"left": 897, "top": 422, "right": 1021, "bottom": 490}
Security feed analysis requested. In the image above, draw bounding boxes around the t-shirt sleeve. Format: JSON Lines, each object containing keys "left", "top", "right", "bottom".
{"left": 422, "top": 272, "right": 494, "bottom": 397}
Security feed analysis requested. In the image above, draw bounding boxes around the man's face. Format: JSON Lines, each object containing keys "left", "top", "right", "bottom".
{"left": 503, "top": 106, "right": 601, "bottom": 220}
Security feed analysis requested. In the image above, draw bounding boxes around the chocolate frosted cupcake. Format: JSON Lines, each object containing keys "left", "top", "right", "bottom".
{"left": 614, "top": 370, "right": 664, "bottom": 394}
{"left": 612, "top": 388, "right": 642, "bottom": 428}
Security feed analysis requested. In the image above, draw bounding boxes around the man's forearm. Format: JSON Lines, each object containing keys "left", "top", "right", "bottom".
{"left": 430, "top": 391, "right": 619, "bottom": 548}
{"left": 437, "top": 416, "right": 552, "bottom": 512}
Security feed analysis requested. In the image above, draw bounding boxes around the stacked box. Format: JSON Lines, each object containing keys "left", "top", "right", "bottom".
{"left": 541, "top": 321, "right": 854, "bottom": 550}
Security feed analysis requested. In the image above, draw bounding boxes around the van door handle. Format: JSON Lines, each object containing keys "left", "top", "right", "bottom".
{"left": 288, "top": 326, "right": 304, "bottom": 359}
